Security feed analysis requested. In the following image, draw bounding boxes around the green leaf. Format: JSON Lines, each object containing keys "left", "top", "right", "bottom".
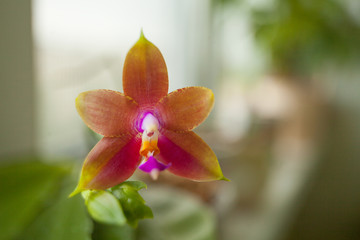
{"left": 83, "top": 190, "right": 126, "bottom": 226}
{"left": 18, "top": 181, "right": 93, "bottom": 240}
{"left": 0, "top": 159, "right": 69, "bottom": 240}
{"left": 111, "top": 181, "right": 153, "bottom": 227}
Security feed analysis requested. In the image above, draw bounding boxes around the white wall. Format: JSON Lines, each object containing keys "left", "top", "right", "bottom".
{"left": 0, "top": 0, "right": 35, "bottom": 157}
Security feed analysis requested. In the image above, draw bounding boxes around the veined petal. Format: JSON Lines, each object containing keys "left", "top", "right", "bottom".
{"left": 123, "top": 32, "right": 168, "bottom": 107}
{"left": 155, "top": 87, "right": 214, "bottom": 131}
{"left": 76, "top": 89, "right": 139, "bottom": 136}
{"left": 157, "top": 129, "right": 226, "bottom": 181}
{"left": 70, "top": 134, "right": 142, "bottom": 196}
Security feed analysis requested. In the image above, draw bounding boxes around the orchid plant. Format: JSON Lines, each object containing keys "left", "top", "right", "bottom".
{"left": 69, "top": 32, "right": 227, "bottom": 224}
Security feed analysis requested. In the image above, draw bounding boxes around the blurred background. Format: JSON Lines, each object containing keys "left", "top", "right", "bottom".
{"left": 1, "top": 0, "right": 360, "bottom": 239}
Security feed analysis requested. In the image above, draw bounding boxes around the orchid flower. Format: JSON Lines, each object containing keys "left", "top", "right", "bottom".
{"left": 70, "top": 32, "right": 227, "bottom": 197}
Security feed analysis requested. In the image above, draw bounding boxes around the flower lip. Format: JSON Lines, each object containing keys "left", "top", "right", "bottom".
{"left": 139, "top": 155, "right": 170, "bottom": 173}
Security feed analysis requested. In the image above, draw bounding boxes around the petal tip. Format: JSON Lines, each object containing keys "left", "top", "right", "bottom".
{"left": 210, "top": 89, "right": 215, "bottom": 102}
{"left": 140, "top": 28, "right": 145, "bottom": 39}
{"left": 220, "top": 176, "right": 231, "bottom": 182}
{"left": 138, "top": 29, "right": 149, "bottom": 44}
{"left": 204, "top": 87, "right": 215, "bottom": 107}
{"left": 75, "top": 92, "right": 84, "bottom": 107}
{"left": 68, "top": 185, "right": 83, "bottom": 198}
{"left": 75, "top": 92, "right": 87, "bottom": 116}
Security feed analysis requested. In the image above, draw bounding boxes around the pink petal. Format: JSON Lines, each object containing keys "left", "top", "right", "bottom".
{"left": 70, "top": 134, "right": 142, "bottom": 196}
{"left": 157, "top": 129, "right": 226, "bottom": 181}
{"left": 155, "top": 87, "right": 214, "bottom": 131}
{"left": 76, "top": 89, "right": 139, "bottom": 136}
{"left": 122, "top": 32, "right": 168, "bottom": 108}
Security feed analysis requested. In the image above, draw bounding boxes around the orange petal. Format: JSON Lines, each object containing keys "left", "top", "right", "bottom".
{"left": 123, "top": 32, "right": 168, "bottom": 108}
{"left": 70, "top": 134, "right": 142, "bottom": 197}
{"left": 76, "top": 89, "right": 139, "bottom": 136}
{"left": 157, "top": 129, "right": 226, "bottom": 181}
{"left": 155, "top": 87, "right": 214, "bottom": 131}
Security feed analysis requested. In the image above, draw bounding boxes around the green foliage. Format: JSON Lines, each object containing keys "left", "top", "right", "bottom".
{"left": 0, "top": 159, "right": 151, "bottom": 240}
{"left": 250, "top": 0, "right": 360, "bottom": 75}
{"left": 82, "top": 190, "right": 126, "bottom": 226}
{"left": 82, "top": 181, "right": 152, "bottom": 227}
{"left": 18, "top": 181, "right": 93, "bottom": 240}
{"left": 0, "top": 159, "right": 216, "bottom": 240}
{"left": 110, "top": 181, "right": 153, "bottom": 227}
{"left": 0, "top": 160, "right": 70, "bottom": 240}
